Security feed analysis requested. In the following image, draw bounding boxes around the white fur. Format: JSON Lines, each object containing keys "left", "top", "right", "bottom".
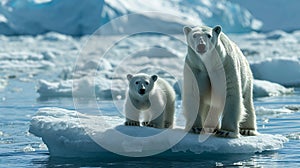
{"left": 124, "top": 73, "right": 176, "bottom": 128}
{"left": 183, "top": 25, "right": 258, "bottom": 138}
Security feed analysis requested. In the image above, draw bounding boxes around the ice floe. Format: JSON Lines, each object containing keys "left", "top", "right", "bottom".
{"left": 29, "top": 107, "right": 288, "bottom": 158}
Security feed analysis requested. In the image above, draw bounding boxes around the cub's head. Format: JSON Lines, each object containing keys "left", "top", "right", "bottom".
{"left": 127, "top": 73, "right": 158, "bottom": 97}
{"left": 183, "top": 25, "right": 222, "bottom": 56}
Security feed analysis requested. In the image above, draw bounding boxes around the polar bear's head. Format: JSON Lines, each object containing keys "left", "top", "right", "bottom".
{"left": 127, "top": 73, "right": 158, "bottom": 97}
{"left": 183, "top": 25, "right": 221, "bottom": 56}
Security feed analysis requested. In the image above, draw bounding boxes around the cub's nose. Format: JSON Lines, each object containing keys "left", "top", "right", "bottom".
{"left": 138, "top": 88, "right": 146, "bottom": 95}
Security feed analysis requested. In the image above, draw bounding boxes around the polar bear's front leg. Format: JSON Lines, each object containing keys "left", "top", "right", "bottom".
{"left": 192, "top": 99, "right": 211, "bottom": 134}
{"left": 148, "top": 113, "right": 164, "bottom": 128}
{"left": 216, "top": 96, "right": 243, "bottom": 138}
{"left": 240, "top": 83, "right": 258, "bottom": 136}
{"left": 147, "top": 91, "right": 167, "bottom": 128}
{"left": 216, "top": 74, "right": 244, "bottom": 138}
{"left": 124, "top": 100, "right": 140, "bottom": 126}
{"left": 163, "top": 100, "right": 175, "bottom": 128}
{"left": 183, "top": 64, "right": 201, "bottom": 132}
{"left": 142, "top": 111, "right": 152, "bottom": 126}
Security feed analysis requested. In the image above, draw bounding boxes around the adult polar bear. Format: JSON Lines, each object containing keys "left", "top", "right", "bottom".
{"left": 183, "top": 25, "right": 258, "bottom": 138}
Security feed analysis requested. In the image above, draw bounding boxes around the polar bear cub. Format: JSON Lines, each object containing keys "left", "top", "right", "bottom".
{"left": 124, "top": 73, "right": 176, "bottom": 128}
{"left": 183, "top": 25, "right": 258, "bottom": 138}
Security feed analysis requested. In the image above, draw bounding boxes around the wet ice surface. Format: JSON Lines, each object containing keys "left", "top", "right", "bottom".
{"left": 1, "top": 32, "right": 300, "bottom": 167}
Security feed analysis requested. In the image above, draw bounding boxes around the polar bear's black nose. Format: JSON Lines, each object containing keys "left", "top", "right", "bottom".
{"left": 139, "top": 88, "right": 146, "bottom": 95}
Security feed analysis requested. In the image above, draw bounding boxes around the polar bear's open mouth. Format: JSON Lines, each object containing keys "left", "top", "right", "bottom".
{"left": 197, "top": 44, "right": 206, "bottom": 54}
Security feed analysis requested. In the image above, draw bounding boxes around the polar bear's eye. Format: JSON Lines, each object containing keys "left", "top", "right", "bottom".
{"left": 192, "top": 34, "right": 197, "bottom": 38}
{"left": 145, "top": 81, "right": 149, "bottom": 85}
{"left": 135, "top": 81, "right": 139, "bottom": 85}
{"left": 207, "top": 34, "right": 211, "bottom": 38}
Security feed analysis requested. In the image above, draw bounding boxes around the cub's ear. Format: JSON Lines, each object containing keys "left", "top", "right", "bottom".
{"left": 183, "top": 26, "right": 192, "bottom": 35}
{"left": 213, "top": 25, "right": 222, "bottom": 36}
{"left": 151, "top": 75, "right": 158, "bottom": 82}
{"left": 127, "top": 74, "right": 133, "bottom": 81}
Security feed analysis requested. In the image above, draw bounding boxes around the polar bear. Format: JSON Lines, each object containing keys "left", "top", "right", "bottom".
{"left": 182, "top": 25, "right": 258, "bottom": 138}
{"left": 124, "top": 73, "right": 176, "bottom": 128}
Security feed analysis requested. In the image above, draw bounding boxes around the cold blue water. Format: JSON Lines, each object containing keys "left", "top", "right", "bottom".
{"left": 1, "top": 75, "right": 300, "bottom": 168}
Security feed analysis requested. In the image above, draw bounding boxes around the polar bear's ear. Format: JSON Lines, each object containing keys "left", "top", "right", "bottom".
{"left": 151, "top": 75, "right": 158, "bottom": 82}
{"left": 183, "top": 26, "right": 192, "bottom": 35}
{"left": 213, "top": 25, "right": 222, "bottom": 36}
{"left": 127, "top": 74, "right": 133, "bottom": 81}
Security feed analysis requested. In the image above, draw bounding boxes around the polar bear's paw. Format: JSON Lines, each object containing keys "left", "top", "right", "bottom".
{"left": 190, "top": 127, "right": 217, "bottom": 134}
{"left": 203, "top": 127, "right": 218, "bottom": 133}
{"left": 190, "top": 127, "right": 203, "bottom": 134}
{"left": 164, "top": 122, "right": 173, "bottom": 128}
{"left": 124, "top": 121, "right": 140, "bottom": 126}
{"left": 142, "top": 121, "right": 150, "bottom": 126}
{"left": 215, "top": 130, "right": 240, "bottom": 138}
{"left": 142, "top": 122, "right": 157, "bottom": 128}
{"left": 240, "top": 129, "right": 259, "bottom": 136}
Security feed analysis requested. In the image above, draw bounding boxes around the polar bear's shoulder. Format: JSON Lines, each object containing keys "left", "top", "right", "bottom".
{"left": 219, "top": 32, "right": 235, "bottom": 55}
{"left": 155, "top": 78, "right": 176, "bottom": 97}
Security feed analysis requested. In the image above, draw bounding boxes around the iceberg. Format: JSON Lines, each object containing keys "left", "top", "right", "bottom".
{"left": 29, "top": 107, "right": 287, "bottom": 158}
{"left": 0, "top": 0, "right": 261, "bottom": 35}
{"left": 251, "top": 58, "right": 300, "bottom": 87}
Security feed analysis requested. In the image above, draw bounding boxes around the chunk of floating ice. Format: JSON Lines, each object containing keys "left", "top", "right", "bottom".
{"left": 23, "top": 145, "right": 35, "bottom": 152}
{"left": 255, "top": 106, "right": 294, "bottom": 115}
{"left": 0, "top": 79, "right": 7, "bottom": 90}
{"left": 253, "top": 79, "right": 293, "bottom": 98}
{"left": 286, "top": 133, "right": 300, "bottom": 140}
{"left": 29, "top": 107, "right": 288, "bottom": 158}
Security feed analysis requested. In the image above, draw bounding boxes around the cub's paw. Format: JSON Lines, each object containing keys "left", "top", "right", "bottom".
{"left": 240, "top": 129, "right": 259, "bottom": 136}
{"left": 124, "top": 121, "right": 140, "bottom": 126}
{"left": 215, "top": 130, "right": 239, "bottom": 138}
{"left": 142, "top": 121, "right": 149, "bottom": 126}
{"left": 142, "top": 122, "right": 156, "bottom": 128}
